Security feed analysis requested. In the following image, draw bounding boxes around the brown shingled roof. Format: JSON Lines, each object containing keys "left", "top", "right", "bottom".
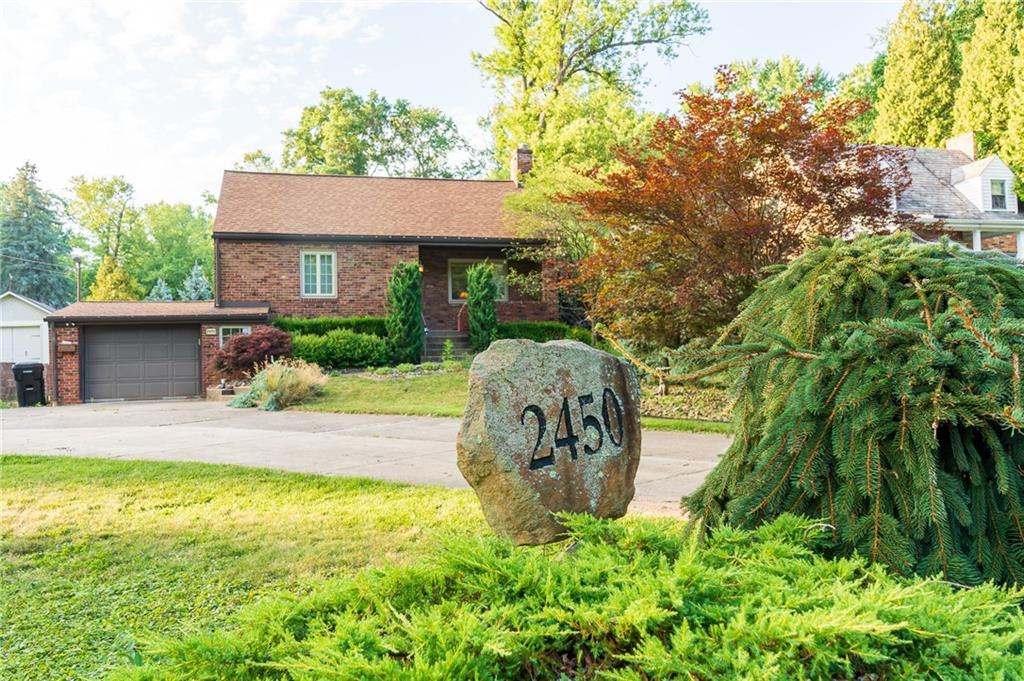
{"left": 212, "top": 171, "right": 520, "bottom": 239}
{"left": 46, "top": 301, "right": 269, "bottom": 322}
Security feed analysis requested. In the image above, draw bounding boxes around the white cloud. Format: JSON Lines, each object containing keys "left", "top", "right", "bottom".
{"left": 239, "top": 0, "right": 293, "bottom": 39}
{"left": 293, "top": 6, "right": 365, "bottom": 41}
{"left": 358, "top": 24, "right": 383, "bottom": 45}
{"left": 351, "top": 64, "right": 368, "bottom": 77}
{"left": 204, "top": 35, "right": 241, "bottom": 65}
{"left": 102, "top": 1, "right": 197, "bottom": 62}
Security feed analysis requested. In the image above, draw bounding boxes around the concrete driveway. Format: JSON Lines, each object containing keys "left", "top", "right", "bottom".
{"left": 1, "top": 400, "right": 730, "bottom": 515}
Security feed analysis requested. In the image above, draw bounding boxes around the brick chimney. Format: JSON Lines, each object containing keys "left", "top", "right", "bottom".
{"left": 510, "top": 144, "right": 533, "bottom": 185}
{"left": 945, "top": 131, "right": 976, "bottom": 160}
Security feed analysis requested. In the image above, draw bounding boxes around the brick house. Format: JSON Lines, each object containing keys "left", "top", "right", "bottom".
{"left": 46, "top": 148, "right": 557, "bottom": 404}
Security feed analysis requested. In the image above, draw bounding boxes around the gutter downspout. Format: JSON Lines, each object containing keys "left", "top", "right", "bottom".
{"left": 49, "top": 322, "right": 57, "bottom": 405}
{"left": 214, "top": 236, "right": 222, "bottom": 308}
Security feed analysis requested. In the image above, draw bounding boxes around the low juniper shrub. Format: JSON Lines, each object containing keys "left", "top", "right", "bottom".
{"left": 119, "top": 514, "right": 1024, "bottom": 680}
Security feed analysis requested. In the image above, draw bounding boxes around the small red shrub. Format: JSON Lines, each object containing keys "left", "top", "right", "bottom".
{"left": 216, "top": 327, "right": 292, "bottom": 376}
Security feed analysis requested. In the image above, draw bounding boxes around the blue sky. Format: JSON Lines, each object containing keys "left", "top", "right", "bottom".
{"left": 0, "top": 1, "right": 900, "bottom": 206}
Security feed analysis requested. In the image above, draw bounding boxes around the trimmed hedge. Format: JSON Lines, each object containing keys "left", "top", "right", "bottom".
{"left": 291, "top": 329, "right": 390, "bottom": 369}
{"left": 497, "top": 320, "right": 594, "bottom": 345}
{"left": 274, "top": 316, "right": 387, "bottom": 338}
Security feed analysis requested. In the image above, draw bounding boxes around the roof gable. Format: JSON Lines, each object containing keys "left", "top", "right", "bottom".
{"left": 888, "top": 146, "right": 1022, "bottom": 223}
{"left": 0, "top": 291, "right": 55, "bottom": 314}
{"left": 212, "top": 171, "right": 520, "bottom": 240}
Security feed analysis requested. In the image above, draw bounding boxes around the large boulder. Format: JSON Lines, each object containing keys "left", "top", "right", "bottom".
{"left": 457, "top": 339, "right": 641, "bottom": 544}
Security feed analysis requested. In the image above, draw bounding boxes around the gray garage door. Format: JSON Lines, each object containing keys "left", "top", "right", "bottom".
{"left": 83, "top": 325, "right": 200, "bottom": 401}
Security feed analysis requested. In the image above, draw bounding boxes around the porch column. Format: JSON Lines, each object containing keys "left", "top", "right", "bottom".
{"left": 1017, "top": 230, "right": 1024, "bottom": 260}
{"left": 971, "top": 229, "right": 982, "bottom": 252}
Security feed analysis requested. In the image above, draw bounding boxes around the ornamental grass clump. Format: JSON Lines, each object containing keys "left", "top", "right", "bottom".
{"left": 229, "top": 358, "right": 327, "bottom": 411}
{"left": 677, "top": 234, "right": 1024, "bottom": 585}
{"left": 116, "top": 515, "right": 1024, "bottom": 680}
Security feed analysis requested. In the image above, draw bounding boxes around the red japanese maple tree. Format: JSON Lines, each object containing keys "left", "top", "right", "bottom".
{"left": 565, "top": 69, "right": 912, "bottom": 346}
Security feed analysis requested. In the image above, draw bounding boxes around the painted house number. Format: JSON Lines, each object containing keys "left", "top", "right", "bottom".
{"left": 519, "top": 387, "right": 625, "bottom": 470}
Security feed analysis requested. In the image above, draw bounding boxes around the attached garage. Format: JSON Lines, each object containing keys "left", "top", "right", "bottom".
{"left": 83, "top": 325, "right": 201, "bottom": 400}
{"left": 45, "top": 301, "right": 270, "bottom": 404}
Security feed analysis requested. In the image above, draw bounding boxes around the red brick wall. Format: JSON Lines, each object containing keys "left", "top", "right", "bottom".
{"left": 218, "top": 240, "right": 419, "bottom": 317}
{"left": 51, "top": 324, "right": 81, "bottom": 405}
{"left": 419, "top": 245, "right": 558, "bottom": 330}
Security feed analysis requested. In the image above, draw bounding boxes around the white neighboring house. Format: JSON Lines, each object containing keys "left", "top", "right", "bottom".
{"left": 889, "top": 132, "right": 1024, "bottom": 259}
{"left": 1, "top": 291, "right": 53, "bottom": 365}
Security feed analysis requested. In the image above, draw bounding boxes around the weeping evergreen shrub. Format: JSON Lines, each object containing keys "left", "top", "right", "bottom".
{"left": 681, "top": 234, "right": 1024, "bottom": 586}
{"left": 114, "top": 515, "right": 1024, "bottom": 680}
{"left": 385, "top": 262, "right": 423, "bottom": 364}
{"left": 467, "top": 262, "right": 498, "bottom": 352}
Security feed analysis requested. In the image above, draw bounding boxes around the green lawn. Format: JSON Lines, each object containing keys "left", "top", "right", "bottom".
{"left": 0, "top": 455, "right": 484, "bottom": 680}
{"left": 299, "top": 371, "right": 733, "bottom": 434}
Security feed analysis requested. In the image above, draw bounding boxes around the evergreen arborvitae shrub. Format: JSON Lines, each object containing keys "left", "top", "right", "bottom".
{"left": 467, "top": 262, "right": 498, "bottom": 352}
{"left": 683, "top": 234, "right": 1024, "bottom": 586}
{"left": 385, "top": 262, "right": 423, "bottom": 364}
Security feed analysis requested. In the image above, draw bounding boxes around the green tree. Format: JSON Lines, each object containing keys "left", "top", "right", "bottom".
{"left": 176, "top": 262, "right": 212, "bottom": 301}
{"left": 67, "top": 175, "right": 141, "bottom": 262}
{"left": 835, "top": 53, "right": 886, "bottom": 141}
{"left": 127, "top": 202, "right": 213, "bottom": 292}
{"left": 0, "top": 163, "right": 74, "bottom": 306}
{"left": 277, "top": 88, "right": 481, "bottom": 178}
{"left": 385, "top": 262, "right": 423, "bottom": 364}
{"left": 146, "top": 278, "right": 173, "bottom": 301}
{"left": 873, "top": 0, "right": 958, "bottom": 146}
{"left": 473, "top": 0, "right": 708, "bottom": 173}
{"left": 87, "top": 255, "right": 144, "bottom": 300}
{"left": 1003, "top": 32, "right": 1024, "bottom": 181}
{"left": 953, "top": 0, "right": 1022, "bottom": 156}
{"left": 689, "top": 56, "right": 835, "bottom": 109}
{"left": 467, "top": 262, "right": 498, "bottom": 352}
{"left": 676, "top": 234, "right": 1024, "bottom": 586}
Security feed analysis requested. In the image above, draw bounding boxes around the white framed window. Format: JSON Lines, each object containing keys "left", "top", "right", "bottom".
{"left": 991, "top": 180, "right": 1007, "bottom": 210}
{"left": 219, "top": 325, "right": 251, "bottom": 347}
{"left": 448, "top": 259, "right": 509, "bottom": 304}
{"left": 300, "top": 251, "right": 336, "bottom": 297}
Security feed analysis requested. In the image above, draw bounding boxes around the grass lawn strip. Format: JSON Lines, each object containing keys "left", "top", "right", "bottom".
{"left": 0, "top": 455, "right": 484, "bottom": 680}
{"left": 298, "top": 371, "right": 733, "bottom": 434}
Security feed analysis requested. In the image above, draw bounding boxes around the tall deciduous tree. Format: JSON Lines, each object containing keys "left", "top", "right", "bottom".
{"left": 565, "top": 71, "right": 911, "bottom": 346}
{"left": 953, "top": 0, "right": 1022, "bottom": 157}
{"left": 689, "top": 56, "right": 835, "bottom": 109}
{"left": 835, "top": 53, "right": 886, "bottom": 141}
{"left": 87, "top": 256, "right": 144, "bottom": 301}
{"left": 873, "top": 0, "right": 958, "bottom": 146}
{"left": 473, "top": 0, "right": 708, "bottom": 173}
{"left": 67, "top": 175, "right": 141, "bottom": 263}
{"left": 0, "top": 163, "right": 74, "bottom": 306}
{"left": 127, "top": 202, "right": 213, "bottom": 292}
{"left": 275, "top": 88, "right": 481, "bottom": 178}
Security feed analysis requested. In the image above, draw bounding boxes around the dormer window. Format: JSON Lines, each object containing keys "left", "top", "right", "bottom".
{"left": 991, "top": 180, "right": 1007, "bottom": 210}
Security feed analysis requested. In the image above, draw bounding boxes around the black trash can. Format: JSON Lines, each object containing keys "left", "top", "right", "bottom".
{"left": 12, "top": 362, "right": 46, "bottom": 407}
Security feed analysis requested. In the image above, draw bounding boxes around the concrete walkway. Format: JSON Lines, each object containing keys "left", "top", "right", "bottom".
{"left": 1, "top": 400, "right": 731, "bottom": 515}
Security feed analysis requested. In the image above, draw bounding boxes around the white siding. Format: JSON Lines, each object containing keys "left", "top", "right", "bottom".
{"left": 0, "top": 294, "right": 50, "bottom": 363}
{"left": 980, "top": 159, "right": 1017, "bottom": 212}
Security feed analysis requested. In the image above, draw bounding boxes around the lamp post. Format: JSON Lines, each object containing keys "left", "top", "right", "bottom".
{"left": 73, "top": 256, "right": 82, "bottom": 301}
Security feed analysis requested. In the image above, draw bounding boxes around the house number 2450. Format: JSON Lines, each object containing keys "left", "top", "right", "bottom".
{"left": 519, "top": 388, "right": 625, "bottom": 470}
